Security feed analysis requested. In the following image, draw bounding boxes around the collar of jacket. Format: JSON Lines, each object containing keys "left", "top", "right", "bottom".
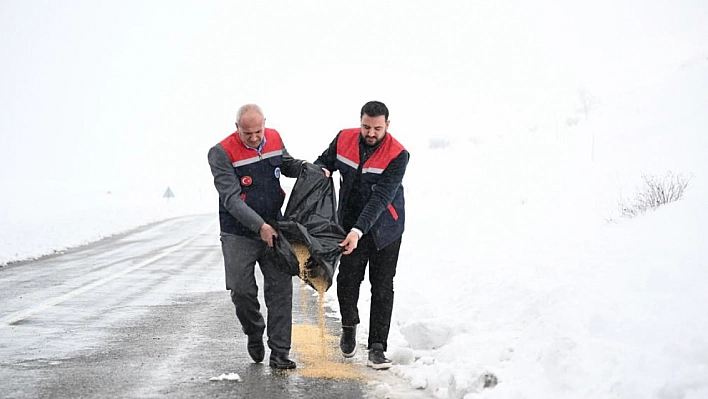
{"left": 242, "top": 135, "right": 267, "bottom": 155}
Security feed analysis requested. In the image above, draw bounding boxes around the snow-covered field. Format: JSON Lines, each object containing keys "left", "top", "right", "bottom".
{"left": 3, "top": 58, "right": 707, "bottom": 398}
{"left": 360, "top": 59, "right": 708, "bottom": 399}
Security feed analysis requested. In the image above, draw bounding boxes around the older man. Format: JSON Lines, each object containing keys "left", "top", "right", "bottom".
{"left": 208, "top": 104, "right": 303, "bottom": 369}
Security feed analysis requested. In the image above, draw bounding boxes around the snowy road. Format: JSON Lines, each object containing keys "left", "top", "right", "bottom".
{"left": 0, "top": 215, "right": 401, "bottom": 399}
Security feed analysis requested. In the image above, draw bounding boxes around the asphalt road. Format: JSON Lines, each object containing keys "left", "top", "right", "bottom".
{"left": 0, "top": 214, "right": 425, "bottom": 399}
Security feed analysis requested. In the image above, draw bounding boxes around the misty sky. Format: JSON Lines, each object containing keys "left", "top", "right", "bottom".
{"left": 1, "top": 1, "right": 706, "bottom": 200}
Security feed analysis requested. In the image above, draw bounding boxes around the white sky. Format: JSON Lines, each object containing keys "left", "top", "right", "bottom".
{"left": 1, "top": 0, "right": 706, "bottom": 200}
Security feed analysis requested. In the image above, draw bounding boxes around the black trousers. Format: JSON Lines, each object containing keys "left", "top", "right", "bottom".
{"left": 337, "top": 234, "right": 402, "bottom": 351}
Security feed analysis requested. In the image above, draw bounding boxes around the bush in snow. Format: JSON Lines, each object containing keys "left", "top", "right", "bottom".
{"left": 619, "top": 171, "right": 691, "bottom": 218}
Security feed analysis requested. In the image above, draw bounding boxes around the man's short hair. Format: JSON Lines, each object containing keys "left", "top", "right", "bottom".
{"left": 236, "top": 104, "right": 264, "bottom": 124}
{"left": 360, "top": 101, "right": 389, "bottom": 121}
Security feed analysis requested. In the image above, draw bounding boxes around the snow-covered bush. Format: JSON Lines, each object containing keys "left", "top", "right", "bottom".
{"left": 619, "top": 171, "right": 691, "bottom": 218}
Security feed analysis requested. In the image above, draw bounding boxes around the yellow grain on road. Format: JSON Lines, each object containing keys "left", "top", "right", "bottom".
{"left": 291, "top": 272, "right": 363, "bottom": 380}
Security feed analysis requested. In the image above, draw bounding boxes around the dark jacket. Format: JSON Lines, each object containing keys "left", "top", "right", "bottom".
{"left": 315, "top": 128, "right": 409, "bottom": 250}
{"left": 208, "top": 128, "right": 303, "bottom": 237}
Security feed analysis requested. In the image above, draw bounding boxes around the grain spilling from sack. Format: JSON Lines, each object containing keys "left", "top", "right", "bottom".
{"left": 290, "top": 243, "right": 361, "bottom": 379}
{"left": 292, "top": 242, "right": 329, "bottom": 292}
{"left": 292, "top": 242, "right": 310, "bottom": 270}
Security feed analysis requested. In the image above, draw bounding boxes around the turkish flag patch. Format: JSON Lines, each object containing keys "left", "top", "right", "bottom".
{"left": 240, "top": 176, "right": 253, "bottom": 186}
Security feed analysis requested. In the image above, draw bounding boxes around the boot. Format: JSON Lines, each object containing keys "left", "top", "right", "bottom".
{"left": 340, "top": 325, "right": 357, "bottom": 358}
{"left": 367, "top": 343, "right": 392, "bottom": 370}
{"left": 269, "top": 352, "right": 296, "bottom": 369}
{"left": 247, "top": 334, "right": 264, "bottom": 363}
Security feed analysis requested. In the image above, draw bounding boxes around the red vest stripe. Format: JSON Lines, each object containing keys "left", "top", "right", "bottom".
{"left": 219, "top": 128, "right": 284, "bottom": 166}
{"left": 336, "top": 128, "right": 405, "bottom": 172}
{"left": 387, "top": 204, "right": 399, "bottom": 220}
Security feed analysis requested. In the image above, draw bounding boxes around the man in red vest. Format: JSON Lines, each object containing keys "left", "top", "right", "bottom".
{"left": 314, "top": 101, "right": 410, "bottom": 370}
{"left": 208, "top": 104, "right": 303, "bottom": 369}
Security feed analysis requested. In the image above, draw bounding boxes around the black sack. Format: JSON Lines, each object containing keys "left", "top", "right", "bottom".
{"left": 278, "top": 163, "right": 346, "bottom": 291}
{"left": 265, "top": 233, "right": 300, "bottom": 277}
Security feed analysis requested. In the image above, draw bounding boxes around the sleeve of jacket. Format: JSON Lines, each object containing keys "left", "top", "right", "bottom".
{"left": 279, "top": 144, "right": 304, "bottom": 178}
{"left": 313, "top": 132, "right": 341, "bottom": 172}
{"left": 207, "top": 144, "right": 265, "bottom": 233}
{"left": 353, "top": 150, "right": 410, "bottom": 235}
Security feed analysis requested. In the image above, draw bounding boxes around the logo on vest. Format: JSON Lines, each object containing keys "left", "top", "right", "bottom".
{"left": 240, "top": 176, "right": 253, "bottom": 186}
{"left": 274, "top": 167, "right": 281, "bottom": 178}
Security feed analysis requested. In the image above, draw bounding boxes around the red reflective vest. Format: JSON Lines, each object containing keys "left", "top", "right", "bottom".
{"left": 218, "top": 128, "right": 285, "bottom": 236}
{"left": 335, "top": 128, "right": 406, "bottom": 249}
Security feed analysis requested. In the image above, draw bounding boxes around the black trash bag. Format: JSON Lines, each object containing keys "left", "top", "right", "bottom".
{"left": 265, "top": 233, "right": 300, "bottom": 277}
{"left": 278, "top": 163, "right": 346, "bottom": 291}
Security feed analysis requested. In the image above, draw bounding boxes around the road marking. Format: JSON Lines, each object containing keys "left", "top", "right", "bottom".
{"left": 0, "top": 220, "right": 215, "bottom": 328}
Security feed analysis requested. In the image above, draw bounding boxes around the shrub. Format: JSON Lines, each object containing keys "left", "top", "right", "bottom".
{"left": 619, "top": 171, "right": 691, "bottom": 218}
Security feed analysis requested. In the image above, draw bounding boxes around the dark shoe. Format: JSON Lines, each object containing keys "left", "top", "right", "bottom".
{"left": 247, "top": 335, "right": 265, "bottom": 363}
{"left": 367, "top": 343, "right": 392, "bottom": 370}
{"left": 340, "top": 325, "right": 357, "bottom": 358}
{"left": 269, "top": 352, "right": 296, "bottom": 369}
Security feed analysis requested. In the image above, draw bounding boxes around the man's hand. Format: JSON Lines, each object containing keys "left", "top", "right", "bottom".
{"left": 259, "top": 223, "right": 278, "bottom": 247}
{"left": 339, "top": 231, "right": 359, "bottom": 255}
{"left": 321, "top": 168, "right": 331, "bottom": 178}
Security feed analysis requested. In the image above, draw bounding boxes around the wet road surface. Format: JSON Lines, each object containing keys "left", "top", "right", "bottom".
{"left": 0, "top": 214, "right": 425, "bottom": 399}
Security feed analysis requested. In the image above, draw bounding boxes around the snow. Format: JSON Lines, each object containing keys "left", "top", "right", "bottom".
{"left": 2, "top": 58, "right": 707, "bottom": 398}
{"left": 208, "top": 373, "right": 242, "bottom": 382}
